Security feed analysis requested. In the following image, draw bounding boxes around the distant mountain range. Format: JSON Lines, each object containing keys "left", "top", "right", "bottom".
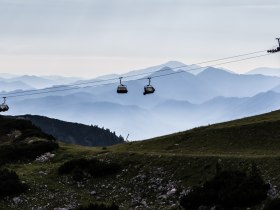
{"left": 246, "top": 67, "right": 280, "bottom": 77}
{"left": 1, "top": 61, "right": 280, "bottom": 140}
{"left": 0, "top": 75, "right": 82, "bottom": 91}
{"left": 0, "top": 80, "right": 33, "bottom": 92}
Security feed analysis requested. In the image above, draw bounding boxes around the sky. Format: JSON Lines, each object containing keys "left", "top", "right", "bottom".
{"left": 0, "top": 0, "right": 279, "bottom": 78}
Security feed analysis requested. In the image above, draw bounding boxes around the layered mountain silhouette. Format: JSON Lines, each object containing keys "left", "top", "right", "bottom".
{"left": 246, "top": 67, "right": 280, "bottom": 77}
{"left": 2, "top": 61, "right": 280, "bottom": 139}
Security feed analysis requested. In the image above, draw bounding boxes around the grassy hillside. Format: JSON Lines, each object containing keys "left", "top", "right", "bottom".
{"left": 1, "top": 111, "right": 280, "bottom": 209}
{"left": 112, "top": 110, "right": 280, "bottom": 156}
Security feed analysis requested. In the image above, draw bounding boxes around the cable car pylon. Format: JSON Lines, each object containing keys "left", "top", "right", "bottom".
{"left": 267, "top": 38, "right": 280, "bottom": 53}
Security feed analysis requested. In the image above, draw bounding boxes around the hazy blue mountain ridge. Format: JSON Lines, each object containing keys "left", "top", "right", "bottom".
{"left": 2, "top": 61, "right": 280, "bottom": 139}
{"left": 0, "top": 80, "right": 34, "bottom": 92}
{"left": 246, "top": 67, "right": 280, "bottom": 77}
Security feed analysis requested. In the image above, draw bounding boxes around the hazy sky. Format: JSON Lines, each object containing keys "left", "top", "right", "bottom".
{"left": 0, "top": 0, "right": 279, "bottom": 77}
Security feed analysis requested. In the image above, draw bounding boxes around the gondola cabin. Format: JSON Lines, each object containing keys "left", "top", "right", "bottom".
{"left": 117, "top": 77, "right": 128, "bottom": 93}
{"left": 143, "top": 77, "right": 155, "bottom": 95}
{"left": 0, "top": 104, "right": 9, "bottom": 112}
{"left": 0, "top": 97, "right": 9, "bottom": 112}
{"left": 143, "top": 85, "right": 155, "bottom": 95}
{"left": 117, "top": 84, "right": 128, "bottom": 93}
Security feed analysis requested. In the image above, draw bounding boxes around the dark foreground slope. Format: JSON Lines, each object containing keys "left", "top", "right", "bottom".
{"left": 0, "top": 115, "right": 58, "bottom": 164}
{"left": 18, "top": 115, "right": 124, "bottom": 146}
{"left": 0, "top": 116, "right": 54, "bottom": 143}
{"left": 1, "top": 111, "right": 280, "bottom": 209}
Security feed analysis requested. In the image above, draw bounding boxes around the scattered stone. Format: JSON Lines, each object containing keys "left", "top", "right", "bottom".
{"left": 167, "top": 188, "right": 176, "bottom": 195}
{"left": 90, "top": 190, "right": 97, "bottom": 195}
{"left": 12, "top": 197, "right": 22, "bottom": 205}
{"left": 35, "top": 152, "right": 55, "bottom": 162}
{"left": 141, "top": 200, "right": 147, "bottom": 206}
{"left": 158, "top": 194, "right": 167, "bottom": 200}
{"left": 38, "top": 171, "right": 48, "bottom": 176}
{"left": 267, "top": 181, "right": 278, "bottom": 198}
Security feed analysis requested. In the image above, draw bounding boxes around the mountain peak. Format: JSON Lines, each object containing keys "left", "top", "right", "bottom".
{"left": 162, "top": 60, "right": 209, "bottom": 75}
{"left": 163, "top": 60, "right": 187, "bottom": 68}
{"left": 198, "top": 67, "right": 235, "bottom": 76}
{"left": 148, "top": 66, "right": 176, "bottom": 78}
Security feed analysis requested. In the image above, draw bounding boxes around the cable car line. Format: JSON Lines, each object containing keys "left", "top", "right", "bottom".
{"left": 2, "top": 50, "right": 266, "bottom": 95}
{"left": 0, "top": 49, "right": 270, "bottom": 98}
{"left": 152, "top": 49, "right": 267, "bottom": 70}
{"left": 0, "top": 77, "right": 118, "bottom": 97}
{"left": 0, "top": 38, "right": 278, "bottom": 112}
{"left": 0, "top": 52, "right": 273, "bottom": 100}
{"left": 0, "top": 53, "right": 274, "bottom": 98}
{"left": 152, "top": 53, "right": 271, "bottom": 79}
{"left": 119, "top": 49, "right": 268, "bottom": 79}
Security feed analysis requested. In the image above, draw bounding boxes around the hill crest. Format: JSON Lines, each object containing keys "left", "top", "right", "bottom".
{"left": 114, "top": 109, "right": 280, "bottom": 155}
{"left": 18, "top": 115, "right": 124, "bottom": 147}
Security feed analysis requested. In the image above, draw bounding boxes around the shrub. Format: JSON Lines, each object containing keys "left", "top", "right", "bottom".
{"left": 0, "top": 116, "right": 58, "bottom": 166}
{"left": 0, "top": 117, "right": 55, "bottom": 142}
{"left": 75, "top": 203, "right": 119, "bottom": 210}
{"left": 0, "top": 141, "right": 58, "bottom": 164}
{"left": 0, "top": 169, "right": 28, "bottom": 197}
{"left": 58, "top": 158, "right": 120, "bottom": 181}
{"left": 180, "top": 169, "right": 269, "bottom": 210}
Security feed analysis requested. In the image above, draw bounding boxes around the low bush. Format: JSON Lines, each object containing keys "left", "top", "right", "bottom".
{"left": 0, "top": 116, "right": 55, "bottom": 142}
{"left": 58, "top": 158, "right": 120, "bottom": 181}
{"left": 0, "top": 141, "right": 59, "bottom": 165}
{"left": 75, "top": 203, "right": 119, "bottom": 210}
{"left": 180, "top": 169, "right": 269, "bottom": 210}
{"left": 0, "top": 169, "right": 28, "bottom": 197}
